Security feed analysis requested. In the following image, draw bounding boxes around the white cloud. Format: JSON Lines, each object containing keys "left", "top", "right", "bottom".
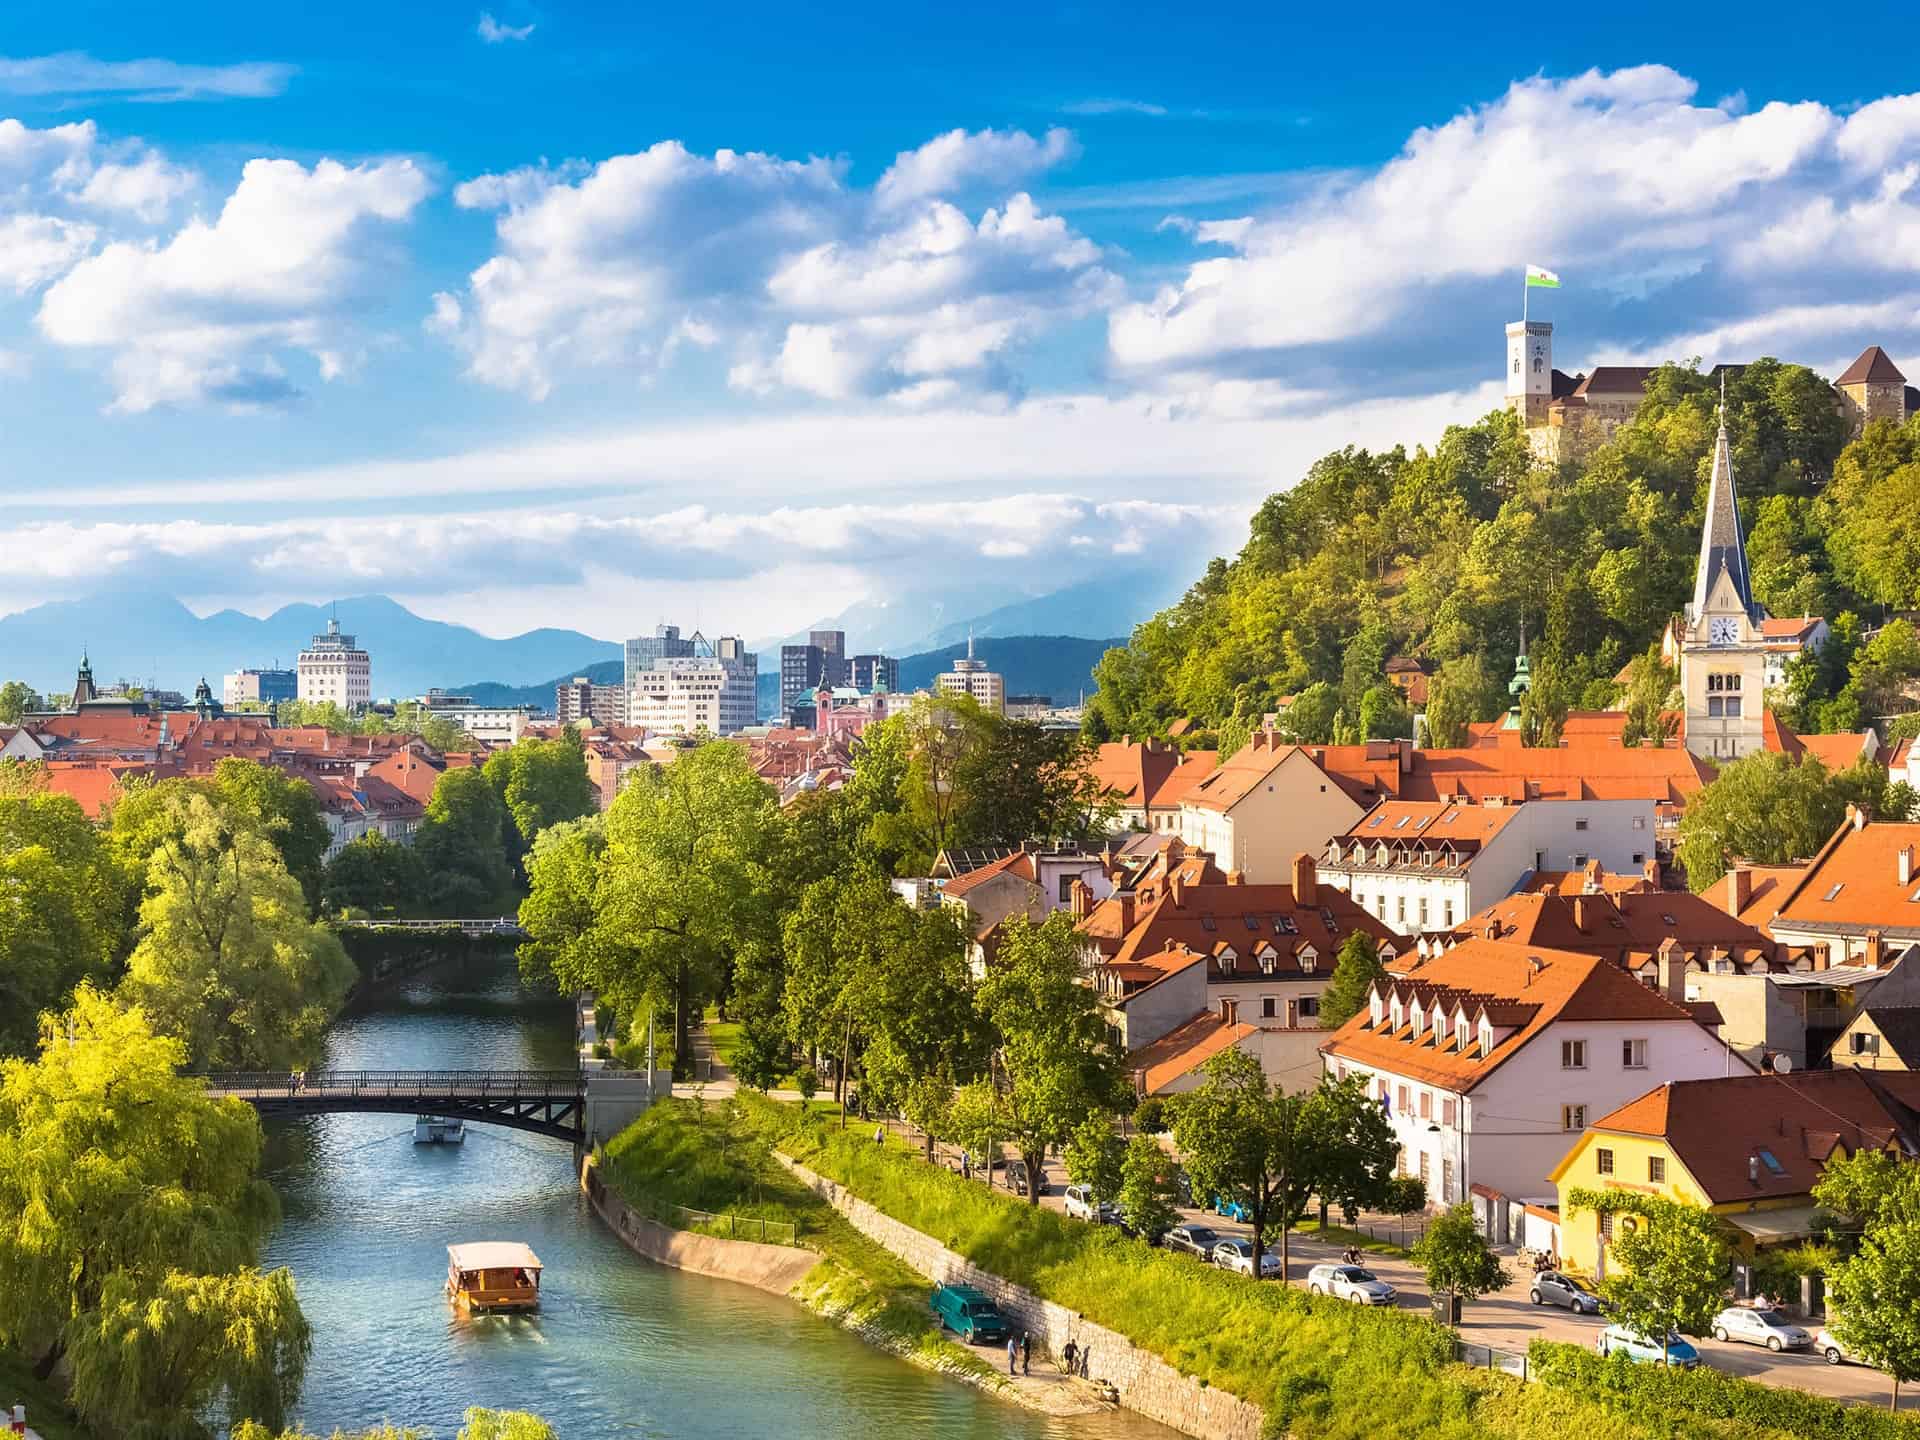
{"left": 477, "top": 13, "right": 536, "bottom": 43}
{"left": 1061, "top": 99, "right": 1168, "bottom": 118}
{"left": 1109, "top": 65, "right": 1920, "bottom": 385}
{"left": 37, "top": 156, "right": 430, "bottom": 412}
{"left": 438, "top": 131, "right": 1110, "bottom": 402}
{"left": 0, "top": 214, "right": 96, "bottom": 292}
{"left": 74, "top": 152, "right": 195, "bottom": 221}
{"left": 0, "top": 51, "right": 293, "bottom": 102}
{"left": 874, "top": 126, "right": 1078, "bottom": 208}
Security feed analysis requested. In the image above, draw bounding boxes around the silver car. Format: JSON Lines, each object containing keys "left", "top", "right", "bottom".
{"left": 1710, "top": 1305, "right": 1812, "bottom": 1352}
{"left": 1307, "top": 1262, "right": 1397, "bottom": 1305}
{"left": 1210, "top": 1238, "right": 1283, "bottom": 1277}
{"left": 1063, "top": 1185, "right": 1111, "bottom": 1223}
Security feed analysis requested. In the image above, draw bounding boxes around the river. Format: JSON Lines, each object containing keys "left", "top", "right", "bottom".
{"left": 260, "top": 957, "right": 1181, "bottom": 1440}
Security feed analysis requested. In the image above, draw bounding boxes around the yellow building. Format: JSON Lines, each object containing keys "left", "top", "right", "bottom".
{"left": 1550, "top": 1071, "right": 1920, "bottom": 1281}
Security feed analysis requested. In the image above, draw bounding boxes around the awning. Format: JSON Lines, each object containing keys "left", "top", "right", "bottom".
{"left": 1726, "top": 1205, "right": 1825, "bottom": 1244}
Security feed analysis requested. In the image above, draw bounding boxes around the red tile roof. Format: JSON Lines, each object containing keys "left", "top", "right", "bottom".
{"left": 1698, "top": 863, "right": 1808, "bottom": 930}
{"left": 940, "top": 850, "right": 1038, "bottom": 899}
{"left": 1180, "top": 734, "right": 1298, "bottom": 814}
{"left": 1128, "top": 1010, "right": 1260, "bottom": 1094}
{"left": 1585, "top": 1070, "right": 1920, "bottom": 1204}
{"left": 1449, "top": 890, "right": 1783, "bottom": 973}
{"left": 1324, "top": 937, "right": 1718, "bottom": 1093}
{"left": 1837, "top": 345, "right": 1908, "bottom": 386}
{"left": 1772, "top": 818, "right": 1920, "bottom": 939}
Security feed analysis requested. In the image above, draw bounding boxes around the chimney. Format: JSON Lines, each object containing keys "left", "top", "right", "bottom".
{"left": 1069, "top": 878, "right": 1092, "bottom": 921}
{"left": 1572, "top": 894, "right": 1592, "bottom": 934}
{"left": 1225, "top": 869, "right": 1244, "bottom": 886}
{"left": 1485, "top": 918, "right": 1501, "bottom": 941}
{"left": 1727, "top": 865, "right": 1751, "bottom": 918}
{"left": 1117, "top": 891, "right": 1136, "bottom": 932}
{"left": 1867, "top": 930, "right": 1887, "bottom": 969}
{"left": 1292, "top": 851, "right": 1318, "bottom": 906}
{"left": 1901, "top": 847, "right": 1916, "bottom": 888}
{"left": 1656, "top": 937, "right": 1687, "bottom": 1007}
{"left": 1748, "top": 1154, "right": 1760, "bottom": 1186}
{"left": 1121, "top": 733, "right": 1131, "bottom": 748}
{"left": 1644, "top": 854, "right": 1661, "bottom": 886}
{"left": 1848, "top": 803, "right": 1867, "bottom": 832}
{"left": 1169, "top": 873, "right": 1186, "bottom": 908}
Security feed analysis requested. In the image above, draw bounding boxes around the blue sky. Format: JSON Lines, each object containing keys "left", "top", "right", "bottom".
{"left": 2, "top": 4, "right": 1917, "bottom": 642}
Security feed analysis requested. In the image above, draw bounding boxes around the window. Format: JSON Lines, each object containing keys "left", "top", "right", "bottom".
{"left": 1201, "top": 915, "right": 1217, "bottom": 931}
{"left": 1852, "top": 1031, "right": 1881, "bottom": 1056}
{"left": 1633, "top": 816, "right": 1647, "bottom": 830}
{"left": 1824, "top": 883, "right": 1846, "bottom": 902}
{"left": 1418, "top": 897, "right": 1429, "bottom": 926}
{"left": 1396, "top": 1148, "right": 1407, "bottom": 1177}
{"left": 1442, "top": 1158, "right": 1456, "bottom": 1203}
{"left": 1419, "top": 1091, "right": 1432, "bottom": 1120}
{"left": 1396, "top": 896, "right": 1406, "bottom": 923}
{"left": 1595, "top": 1147, "right": 1615, "bottom": 1176}
{"left": 1622, "top": 1038, "right": 1647, "bottom": 1069}
{"left": 1378, "top": 1079, "right": 1390, "bottom": 1105}
{"left": 1244, "top": 915, "right": 1259, "bottom": 931}
{"left": 1757, "top": 1148, "right": 1786, "bottom": 1176}
{"left": 1443, "top": 902, "right": 1454, "bottom": 926}
{"left": 1562, "top": 1104, "right": 1587, "bottom": 1131}
{"left": 1442, "top": 1097, "right": 1455, "bottom": 1126}
{"left": 1632, "top": 852, "right": 1645, "bottom": 867}
{"left": 1298, "top": 996, "right": 1319, "bottom": 1019}
{"left": 1262, "top": 997, "right": 1276, "bottom": 1019}
{"left": 1455, "top": 1017, "right": 1470, "bottom": 1049}
{"left": 1419, "top": 1152, "right": 1430, "bottom": 1187}
{"left": 1600, "top": 1212, "right": 1614, "bottom": 1240}
{"left": 1397, "top": 1084, "right": 1410, "bottom": 1115}
{"left": 1561, "top": 1039, "right": 1587, "bottom": 1070}
{"left": 1575, "top": 818, "right": 1589, "bottom": 832}
{"left": 1478, "top": 1020, "right": 1494, "bottom": 1055}
{"left": 1648, "top": 1156, "right": 1667, "bottom": 1184}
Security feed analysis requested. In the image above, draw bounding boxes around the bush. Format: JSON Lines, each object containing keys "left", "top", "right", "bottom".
{"left": 1133, "top": 1096, "right": 1170, "bottom": 1133}
{"left": 1528, "top": 1338, "right": 1920, "bottom": 1440}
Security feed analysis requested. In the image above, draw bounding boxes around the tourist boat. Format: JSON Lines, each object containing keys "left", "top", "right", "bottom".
{"left": 446, "top": 1242, "right": 542, "bottom": 1313}
{"left": 414, "top": 1114, "right": 466, "bottom": 1144}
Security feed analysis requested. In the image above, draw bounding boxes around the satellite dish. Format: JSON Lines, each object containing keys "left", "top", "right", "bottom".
{"left": 1773, "top": 1054, "right": 1794, "bottom": 1074}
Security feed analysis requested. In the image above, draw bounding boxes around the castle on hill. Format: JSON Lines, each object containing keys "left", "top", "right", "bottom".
{"left": 1503, "top": 319, "right": 1919, "bottom": 463}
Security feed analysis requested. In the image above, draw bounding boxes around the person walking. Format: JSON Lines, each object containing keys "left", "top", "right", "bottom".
{"left": 1062, "top": 1339, "right": 1077, "bottom": 1376}
{"left": 1079, "top": 1344, "right": 1092, "bottom": 1378}
{"left": 873, "top": 1122, "right": 885, "bottom": 1146}
{"left": 1021, "top": 1331, "right": 1031, "bottom": 1375}
{"left": 1006, "top": 1335, "right": 1018, "bottom": 1376}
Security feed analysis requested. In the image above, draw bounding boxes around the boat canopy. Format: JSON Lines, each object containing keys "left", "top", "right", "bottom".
{"left": 447, "top": 1242, "right": 543, "bottom": 1272}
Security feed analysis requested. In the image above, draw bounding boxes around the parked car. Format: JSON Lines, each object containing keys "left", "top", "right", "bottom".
{"left": 1596, "top": 1324, "right": 1701, "bottom": 1368}
{"left": 1002, "top": 1158, "right": 1045, "bottom": 1196}
{"left": 1162, "top": 1224, "right": 1220, "bottom": 1260}
{"left": 1529, "top": 1270, "right": 1601, "bottom": 1316}
{"left": 929, "top": 1284, "right": 1009, "bottom": 1344}
{"left": 1063, "top": 1185, "right": 1111, "bottom": 1222}
{"left": 1710, "top": 1306, "right": 1812, "bottom": 1352}
{"left": 1210, "top": 1238, "right": 1283, "bottom": 1277}
{"left": 1212, "top": 1195, "right": 1253, "bottom": 1222}
{"left": 1110, "top": 1205, "right": 1171, "bottom": 1245}
{"left": 1306, "top": 1263, "right": 1397, "bottom": 1305}
{"left": 1815, "top": 1327, "right": 1863, "bottom": 1366}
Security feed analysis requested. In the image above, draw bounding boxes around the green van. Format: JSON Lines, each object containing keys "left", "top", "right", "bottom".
{"left": 929, "top": 1283, "right": 1010, "bottom": 1344}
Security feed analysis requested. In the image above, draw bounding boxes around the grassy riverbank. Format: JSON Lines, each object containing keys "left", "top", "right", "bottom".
{"left": 754, "top": 1094, "right": 1920, "bottom": 1440}
{"left": 598, "top": 1098, "right": 998, "bottom": 1383}
{"left": 0, "top": 1347, "right": 96, "bottom": 1440}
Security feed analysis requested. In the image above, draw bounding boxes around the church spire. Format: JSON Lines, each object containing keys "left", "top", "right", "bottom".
{"left": 1689, "top": 371, "right": 1756, "bottom": 623}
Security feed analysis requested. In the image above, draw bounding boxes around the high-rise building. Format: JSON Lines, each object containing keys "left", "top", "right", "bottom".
{"left": 297, "top": 618, "right": 371, "bottom": 709}
{"left": 223, "top": 667, "right": 297, "bottom": 709}
{"left": 935, "top": 634, "right": 1005, "bottom": 715}
{"left": 556, "top": 676, "right": 626, "bottom": 727}
{"left": 624, "top": 628, "right": 757, "bottom": 735}
{"left": 850, "top": 653, "right": 899, "bottom": 693}
{"left": 781, "top": 630, "right": 852, "bottom": 715}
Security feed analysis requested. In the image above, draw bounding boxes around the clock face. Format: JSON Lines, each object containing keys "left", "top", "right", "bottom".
{"left": 1709, "top": 617, "right": 1739, "bottom": 644}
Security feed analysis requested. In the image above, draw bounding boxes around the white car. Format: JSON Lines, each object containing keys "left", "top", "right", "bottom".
{"left": 1210, "top": 1238, "right": 1283, "bottom": 1277}
{"left": 1815, "top": 1327, "right": 1864, "bottom": 1366}
{"left": 1063, "top": 1185, "right": 1111, "bottom": 1222}
{"left": 1710, "top": 1305, "right": 1812, "bottom": 1352}
{"left": 1307, "top": 1263, "right": 1397, "bottom": 1305}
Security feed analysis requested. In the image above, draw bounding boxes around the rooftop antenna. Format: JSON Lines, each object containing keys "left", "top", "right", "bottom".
{"left": 967, "top": 627, "right": 975, "bottom": 661}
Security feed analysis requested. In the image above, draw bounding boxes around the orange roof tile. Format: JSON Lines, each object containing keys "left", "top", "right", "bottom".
{"left": 1323, "top": 937, "right": 1718, "bottom": 1093}
{"left": 1699, "top": 863, "right": 1808, "bottom": 930}
{"left": 1773, "top": 818, "right": 1920, "bottom": 939}
{"left": 1129, "top": 1010, "right": 1260, "bottom": 1093}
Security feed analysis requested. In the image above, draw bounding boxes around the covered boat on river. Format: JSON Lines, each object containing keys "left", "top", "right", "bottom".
{"left": 446, "top": 1241, "right": 542, "bottom": 1312}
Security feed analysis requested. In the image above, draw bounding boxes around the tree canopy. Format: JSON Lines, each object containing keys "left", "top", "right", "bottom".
{"left": 1675, "top": 751, "right": 1906, "bottom": 890}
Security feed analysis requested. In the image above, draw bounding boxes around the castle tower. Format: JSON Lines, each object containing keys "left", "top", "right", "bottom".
{"left": 1680, "top": 381, "right": 1768, "bottom": 763}
{"left": 1505, "top": 320, "right": 1553, "bottom": 425}
{"left": 1835, "top": 345, "right": 1910, "bottom": 430}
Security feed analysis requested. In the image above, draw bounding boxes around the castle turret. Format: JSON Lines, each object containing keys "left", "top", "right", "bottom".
{"left": 1505, "top": 320, "right": 1553, "bottom": 425}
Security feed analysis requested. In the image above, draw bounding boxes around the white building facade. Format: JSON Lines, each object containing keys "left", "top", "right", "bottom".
{"left": 296, "top": 619, "right": 371, "bottom": 709}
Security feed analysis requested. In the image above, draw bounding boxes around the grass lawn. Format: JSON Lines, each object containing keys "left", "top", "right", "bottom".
{"left": 1292, "top": 1220, "right": 1416, "bottom": 1258}
{"left": 0, "top": 1347, "right": 97, "bottom": 1440}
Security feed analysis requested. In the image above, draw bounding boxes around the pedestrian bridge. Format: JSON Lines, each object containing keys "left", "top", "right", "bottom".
{"left": 200, "top": 1068, "right": 662, "bottom": 1144}
{"left": 334, "top": 917, "right": 527, "bottom": 938}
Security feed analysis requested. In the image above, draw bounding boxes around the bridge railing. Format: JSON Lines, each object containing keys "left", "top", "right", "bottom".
{"left": 197, "top": 1069, "right": 597, "bottom": 1097}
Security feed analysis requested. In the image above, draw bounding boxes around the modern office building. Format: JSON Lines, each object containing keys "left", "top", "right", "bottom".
{"left": 296, "top": 618, "right": 371, "bottom": 709}
{"left": 935, "top": 634, "right": 1005, "bottom": 715}
{"left": 222, "top": 668, "right": 297, "bottom": 709}
{"left": 625, "top": 628, "right": 758, "bottom": 735}
{"left": 850, "top": 652, "right": 899, "bottom": 693}
{"left": 781, "top": 629, "right": 852, "bottom": 714}
{"left": 556, "top": 676, "right": 626, "bottom": 727}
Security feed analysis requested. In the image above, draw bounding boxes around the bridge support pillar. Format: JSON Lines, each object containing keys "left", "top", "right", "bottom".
{"left": 583, "top": 1069, "right": 672, "bottom": 1146}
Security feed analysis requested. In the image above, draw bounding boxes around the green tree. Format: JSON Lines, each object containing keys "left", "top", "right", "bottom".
{"left": 0, "top": 679, "right": 43, "bottom": 723}
{"left": 1277, "top": 682, "right": 1339, "bottom": 745}
{"left": 483, "top": 732, "right": 597, "bottom": 854}
{"left": 1412, "top": 1203, "right": 1510, "bottom": 1308}
{"left": 0, "top": 987, "right": 292, "bottom": 1409}
{"left": 1318, "top": 932, "right": 1383, "bottom": 1030}
{"left": 1815, "top": 1150, "right": 1920, "bottom": 1409}
{"left": 514, "top": 816, "right": 606, "bottom": 992}
{"left": 1118, "top": 1132, "right": 1179, "bottom": 1241}
{"left": 1309, "top": 1073, "right": 1400, "bottom": 1229}
{"left": 118, "top": 791, "right": 355, "bottom": 1070}
{"left": 952, "top": 713, "right": 1117, "bottom": 846}
{"left": 1831, "top": 460, "right": 1920, "bottom": 609}
{"left": 974, "top": 913, "right": 1127, "bottom": 1203}
{"left": 320, "top": 830, "right": 426, "bottom": 916}
{"left": 456, "top": 1411, "right": 560, "bottom": 1440}
{"left": 415, "top": 767, "right": 513, "bottom": 912}
{"left": 1618, "top": 647, "right": 1679, "bottom": 748}
{"left": 1063, "top": 1110, "right": 1124, "bottom": 1203}
{"left": 1674, "top": 751, "right": 1878, "bottom": 890}
{"left": 1568, "top": 1190, "right": 1728, "bottom": 1367}
{"left": 209, "top": 759, "right": 332, "bottom": 914}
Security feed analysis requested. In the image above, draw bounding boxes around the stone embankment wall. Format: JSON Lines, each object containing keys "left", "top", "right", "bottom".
{"left": 776, "top": 1154, "right": 1265, "bottom": 1440}
{"left": 581, "top": 1157, "right": 819, "bottom": 1297}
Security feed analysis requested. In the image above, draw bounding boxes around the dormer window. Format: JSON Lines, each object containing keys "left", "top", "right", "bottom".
{"left": 1219, "top": 952, "right": 1236, "bottom": 975}
{"left": 1258, "top": 944, "right": 1277, "bottom": 974}
{"left": 1298, "top": 944, "right": 1317, "bottom": 973}
{"left": 1455, "top": 1016, "right": 1470, "bottom": 1049}
{"left": 1390, "top": 997, "right": 1404, "bottom": 1030}
{"left": 1409, "top": 1001, "right": 1425, "bottom": 1037}
{"left": 1369, "top": 991, "right": 1385, "bottom": 1027}
{"left": 1478, "top": 1020, "right": 1495, "bottom": 1056}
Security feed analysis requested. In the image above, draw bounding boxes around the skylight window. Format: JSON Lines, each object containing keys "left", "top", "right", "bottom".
{"left": 1757, "top": 1148, "right": 1786, "bottom": 1175}
{"left": 1662, "top": 914, "right": 1677, "bottom": 926}
{"left": 1201, "top": 915, "right": 1217, "bottom": 931}
{"left": 1245, "top": 915, "right": 1260, "bottom": 931}
{"left": 1394, "top": 815, "right": 1411, "bottom": 829}
{"left": 1369, "top": 815, "right": 1385, "bottom": 828}
{"left": 1824, "top": 884, "right": 1845, "bottom": 902}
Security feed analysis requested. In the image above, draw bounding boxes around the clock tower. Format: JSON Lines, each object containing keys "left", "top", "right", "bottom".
{"left": 1505, "top": 320, "right": 1553, "bottom": 425}
{"left": 1680, "top": 388, "right": 1768, "bottom": 763}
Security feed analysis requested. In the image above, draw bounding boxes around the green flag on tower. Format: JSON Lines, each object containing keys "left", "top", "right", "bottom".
{"left": 1525, "top": 264, "right": 1561, "bottom": 289}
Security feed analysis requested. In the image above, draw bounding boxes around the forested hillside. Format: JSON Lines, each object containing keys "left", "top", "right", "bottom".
{"left": 1085, "top": 359, "right": 1920, "bottom": 752}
